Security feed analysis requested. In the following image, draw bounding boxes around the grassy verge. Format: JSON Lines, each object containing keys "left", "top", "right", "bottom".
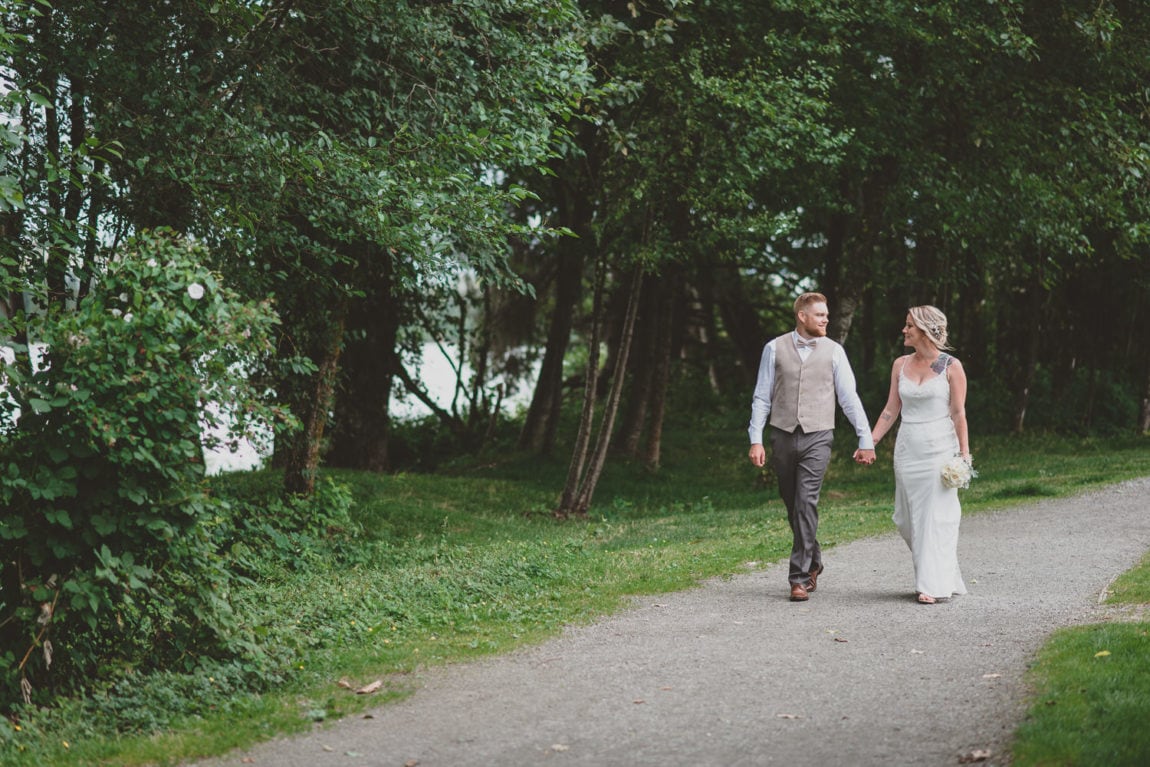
{"left": 1011, "top": 550, "right": 1150, "bottom": 767}
{"left": 3, "top": 429, "right": 1148, "bottom": 767}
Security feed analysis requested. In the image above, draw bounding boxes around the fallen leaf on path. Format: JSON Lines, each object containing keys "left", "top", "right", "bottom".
{"left": 633, "top": 699, "right": 645, "bottom": 704}
{"left": 551, "top": 744, "right": 570, "bottom": 752}
{"left": 336, "top": 677, "right": 354, "bottom": 689}
{"left": 834, "top": 637, "right": 848, "bottom": 643}
{"left": 910, "top": 649, "right": 925, "bottom": 654}
{"left": 356, "top": 680, "right": 383, "bottom": 694}
{"left": 982, "top": 673, "right": 1002, "bottom": 679}
{"left": 404, "top": 760, "right": 420, "bottom": 767}
{"left": 776, "top": 713, "right": 801, "bottom": 720}
{"left": 959, "top": 748, "right": 991, "bottom": 763}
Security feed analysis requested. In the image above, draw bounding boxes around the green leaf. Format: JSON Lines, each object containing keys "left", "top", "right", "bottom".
{"left": 91, "top": 514, "right": 118, "bottom": 536}
{"left": 44, "top": 507, "right": 74, "bottom": 530}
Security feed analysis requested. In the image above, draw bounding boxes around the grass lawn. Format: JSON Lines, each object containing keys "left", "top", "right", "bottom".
{"left": 1011, "top": 549, "right": 1150, "bottom": 767}
{"left": 3, "top": 427, "right": 1148, "bottom": 767}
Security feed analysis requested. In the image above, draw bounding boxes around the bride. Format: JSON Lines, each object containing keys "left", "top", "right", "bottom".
{"left": 870, "top": 306, "right": 971, "bottom": 604}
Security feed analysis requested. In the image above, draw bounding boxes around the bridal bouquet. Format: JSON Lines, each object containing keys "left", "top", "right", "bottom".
{"left": 940, "top": 455, "right": 977, "bottom": 490}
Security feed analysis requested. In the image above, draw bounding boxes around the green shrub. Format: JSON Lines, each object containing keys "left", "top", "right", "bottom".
{"left": 212, "top": 473, "right": 364, "bottom": 575}
{"left": 0, "top": 230, "right": 288, "bottom": 709}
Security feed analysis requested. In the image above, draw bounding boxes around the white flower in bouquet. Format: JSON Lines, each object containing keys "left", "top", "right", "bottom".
{"left": 940, "top": 455, "right": 977, "bottom": 489}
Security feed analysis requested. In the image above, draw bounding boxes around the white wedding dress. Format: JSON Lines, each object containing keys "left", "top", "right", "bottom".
{"left": 892, "top": 361, "right": 967, "bottom": 599}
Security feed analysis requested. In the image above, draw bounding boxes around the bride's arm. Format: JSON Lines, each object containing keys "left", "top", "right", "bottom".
{"left": 948, "top": 358, "right": 970, "bottom": 458}
{"left": 871, "top": 356, "right": 905, "bottom": 446}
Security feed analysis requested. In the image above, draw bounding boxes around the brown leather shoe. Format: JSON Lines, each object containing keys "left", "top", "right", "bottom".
{"left": 790, "top": 582, "right": 809, "bottom": 601}
{"left": 807, "top": 562, "right": 824, "bottom": 592}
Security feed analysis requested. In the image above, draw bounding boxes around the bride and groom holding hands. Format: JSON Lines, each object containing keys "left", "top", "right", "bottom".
{"left": 748, "top": 292, "right": 971, "bottom": 604}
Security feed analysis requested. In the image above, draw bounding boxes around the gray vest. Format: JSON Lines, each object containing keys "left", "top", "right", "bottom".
{"left": 769, "top": 335, "right": 836, "bottom": 433}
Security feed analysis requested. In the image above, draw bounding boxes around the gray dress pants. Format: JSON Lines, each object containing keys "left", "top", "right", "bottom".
{"left": 770, "top": 426, "right": 834, "bottom": 584}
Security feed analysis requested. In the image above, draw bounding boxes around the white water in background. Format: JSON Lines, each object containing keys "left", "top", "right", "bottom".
{"left": 202, "top": 402, "right": 271, "bottom": 475}
{"left": 389, "top": 342, "right": 537, "bottom": 421}
{"left": 209, "top": 342, "right": 538, "bottom": 473}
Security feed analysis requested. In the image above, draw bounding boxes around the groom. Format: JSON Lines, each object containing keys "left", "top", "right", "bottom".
{"left": 748, "top": 292, "right": 875, "bottom": 601}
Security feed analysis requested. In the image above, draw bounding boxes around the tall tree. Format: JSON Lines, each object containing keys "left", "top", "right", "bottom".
{"left": 217, "top": 0, "right": 591, "bottom": 487}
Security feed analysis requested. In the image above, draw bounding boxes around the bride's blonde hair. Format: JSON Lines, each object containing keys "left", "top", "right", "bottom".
{"left": 909, "top": 305, "right": 952, "bottom": 350}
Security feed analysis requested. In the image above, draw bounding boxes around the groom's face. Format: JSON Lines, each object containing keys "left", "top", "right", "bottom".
{"left": 797, "top": 302, "right": 829, "bottom": 338}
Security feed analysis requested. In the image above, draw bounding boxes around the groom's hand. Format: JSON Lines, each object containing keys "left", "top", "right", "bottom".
{"left": 749, "top": 443, "right": 766, "bottom": 467}
{"left": 853, "top": 448, "right": 876, "bottom": 465}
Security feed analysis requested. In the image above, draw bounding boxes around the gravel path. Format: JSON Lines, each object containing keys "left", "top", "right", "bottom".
{"left": 192, "top": 478, "right": 1150, "bottom": 767}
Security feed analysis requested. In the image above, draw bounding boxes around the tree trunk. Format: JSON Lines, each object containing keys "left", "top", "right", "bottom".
{"left": 556, "top": 252, "right": 607, "bottom": 515}
{"left": 642, "top": 270, "right": 680, "bottom": 472}
{"left": 570, "top": 266, "right": 644, "bottom": 515}
{"left": 857, "top": 282, "right": 879, "bottom": 376}
{"left": 1136, "top": 280, "right": 1150, "bottom": 434}
{"left": 283, "top": 299, "right": 348, "bottom": 495}
{"left": 594, "top": 265, "right": 637, "bottom": 401}
{"left": 618, "top": 356, "right": 652, "bottom": 456}
{"left": 616, "top": 275, "right": 656, "bottom": 456}
{"left": 830, "top": 287, "right": 862, "bottom": 346}
{"left": 1139, "top": 356, "right": 1150, "bottom": 434}
{"left": 714, "top": 266, "right": 767, "bottom": 389}
{"left": 1010, "top": 286, "right": 1044, "bottom": 435}
{"left": 41, "top": 71, "right": 69, "bottom": 308}
{"left": 1011, "top": 367, "right": 1034, "bottom": 435}
{"left": 1081, "top": 367, "right": 1100, "bottom": 431}
{"left": 825, "top": 162, "right": 896, "bottom": 344}
{"left": 957, "top": 250, "right": 987, "bottom": 379}
{"left": 824, "top": 233, "right": 864, "bottom": 345}
{"left": 467, "top": 289, "right": 494, "bottom": 433}
{"left": 519, "top": 181, "right": 590, "bottom": 454}
{"left": 328, "top": 256, "right": 399, "bottom": 472}
{"left": 691, "top": 277, "right": 722, "bottom": 395}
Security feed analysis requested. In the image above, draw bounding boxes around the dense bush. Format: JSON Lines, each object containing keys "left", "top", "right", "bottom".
{"left": 0, "top": 231, "right": 287, "bottom": 709}
{"left": 210, "top": 472, "right": 363, "bottom": 576}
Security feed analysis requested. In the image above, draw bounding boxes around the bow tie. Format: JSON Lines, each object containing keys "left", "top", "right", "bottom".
{"left": 795, "top": 337, "right": 817, "bottom": 350}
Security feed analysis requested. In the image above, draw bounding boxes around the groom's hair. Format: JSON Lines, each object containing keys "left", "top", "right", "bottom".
{"left": 794, "top": 292, "right": 827, "bottom": 316}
